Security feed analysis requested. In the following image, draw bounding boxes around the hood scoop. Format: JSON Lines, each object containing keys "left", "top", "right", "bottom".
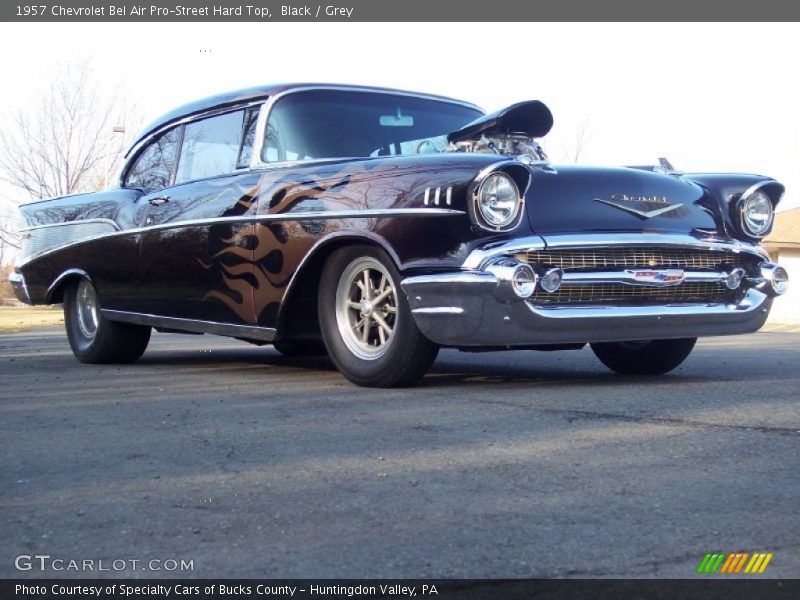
{"left": 447, "top": 100, "right": 554, "bottom": 144}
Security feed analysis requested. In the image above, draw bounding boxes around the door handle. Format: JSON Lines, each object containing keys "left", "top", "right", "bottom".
{"left": 148, "top": 196, "right": 170, "bottom": 206}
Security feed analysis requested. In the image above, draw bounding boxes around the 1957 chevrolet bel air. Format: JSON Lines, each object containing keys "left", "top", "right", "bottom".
{"left": 10, "top": 84, "right": 789, "bottom": 387}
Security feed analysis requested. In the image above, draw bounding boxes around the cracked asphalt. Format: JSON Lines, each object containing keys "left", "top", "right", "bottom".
{"left": 1, "top": 327, "right": 798, "bottom": 578}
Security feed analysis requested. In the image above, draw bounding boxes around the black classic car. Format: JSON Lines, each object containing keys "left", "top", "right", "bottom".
{"left": 10, "top": 84, "right": 789, "bottom": 386}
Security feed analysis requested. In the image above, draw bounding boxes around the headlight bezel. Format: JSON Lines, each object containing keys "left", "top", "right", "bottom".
{"left": 734, "top": 184, "right": 776, "bottom": 239}
{"left": 470, "top": 164, "right": 529, "bottom": 232}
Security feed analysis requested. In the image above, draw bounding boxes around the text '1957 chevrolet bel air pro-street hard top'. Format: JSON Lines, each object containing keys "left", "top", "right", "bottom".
{"left": 10, "top": 84, "right": 790, "bottom": 387}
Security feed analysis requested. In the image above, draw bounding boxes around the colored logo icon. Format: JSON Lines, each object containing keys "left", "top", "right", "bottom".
{"left": 696, "top": 552, "right": 773, "bottom": 574}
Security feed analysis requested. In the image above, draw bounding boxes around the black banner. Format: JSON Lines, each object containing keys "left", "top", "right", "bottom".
{"left": 4, "top": 580, "right": 800, "bottom": 600}
{"left": 3, "top": 0, "right": 800, "bottom": 22}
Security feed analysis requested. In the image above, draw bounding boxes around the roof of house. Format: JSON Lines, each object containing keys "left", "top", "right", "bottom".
{"left": 764, "top": 207, "right": 800, "bottom": 247}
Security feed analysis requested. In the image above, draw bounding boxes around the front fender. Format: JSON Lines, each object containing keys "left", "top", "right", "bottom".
{"left": 680, "top": 173, "right": 784, "bottom": 240}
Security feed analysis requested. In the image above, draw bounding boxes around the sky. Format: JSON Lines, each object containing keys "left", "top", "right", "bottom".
{"left": 0, "top": 21, "right": 798, "bottom": 213}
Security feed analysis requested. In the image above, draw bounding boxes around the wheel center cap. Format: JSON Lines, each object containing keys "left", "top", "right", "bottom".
{"left": 360, "top": 299, "right": 374, "bottom": 316}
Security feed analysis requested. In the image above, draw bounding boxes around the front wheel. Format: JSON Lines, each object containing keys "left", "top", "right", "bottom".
{"left": 273, "top": 340, "right": 328, "bottom": 357}
{"left": 591, "top": 338, "right": 696, "bottom": 375}
{"left": 64, "top": 278, "right": 151, "bottom": 364}
{"left": 318, "top": 246, "right": 439, "bottom": 387}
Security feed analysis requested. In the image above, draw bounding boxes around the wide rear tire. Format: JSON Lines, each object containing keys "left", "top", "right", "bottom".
{"left": 591, "top": 338, "right": 696, "bottom": 375}
{"left": 318, "top": 245, "right": 438, "bottom": 387}
{"left": 63, "top": 278, "right": 151, "bottom": 364}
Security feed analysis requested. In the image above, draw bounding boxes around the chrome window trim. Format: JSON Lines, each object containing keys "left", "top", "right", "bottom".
{"left": 462, "top": 233, "right": 770, "bottom": 270}
{"left": 16, "top": 208, "right": 465, "bottom": 268}
{"left": 120, "top": 100, "right": 266, "bottom": 188}
{"left": 250, "top": 85, "right": 484, "bottom": 170}
{"left": 121, "top": 87, "right": 481, "bottom": 186}
{"left": 102, "top": 310, "right": 276, "bottom": 342}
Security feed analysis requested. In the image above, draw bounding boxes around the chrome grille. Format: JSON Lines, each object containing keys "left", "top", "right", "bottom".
{"left": 530, "top": 282, "right": 731, "bottom": 305}
{"left": 515, "top": 248, "right": 738, "bottom": 271}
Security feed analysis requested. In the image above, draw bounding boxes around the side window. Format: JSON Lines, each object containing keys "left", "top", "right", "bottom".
{"left": 236, "top": 107, "right": 260, "bottom": 168}
{"left": 124, "top": 127, "right": 180, "bottom": 192}
{"left": 175, "top": 110, "right": 244, "bottom": 184}
{"left": 262, "top": 112, "right": 306, "bottom": 163}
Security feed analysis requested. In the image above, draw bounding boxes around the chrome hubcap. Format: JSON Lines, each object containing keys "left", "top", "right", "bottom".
{"left": 335, "top": 257, "right": 398, "bottom": 360}
{"left": 76, "top": 279, "right": 99, "bottom": 339}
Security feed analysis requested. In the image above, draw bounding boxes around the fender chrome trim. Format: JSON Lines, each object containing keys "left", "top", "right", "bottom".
{"left": 19, "top": 218, "right": 122, "bottom": 233}
{"left": 46, "top": 268, "right": 91, "bottom": 304}
{"left": 17, "top": 208, "right": 464, "bottom": 268}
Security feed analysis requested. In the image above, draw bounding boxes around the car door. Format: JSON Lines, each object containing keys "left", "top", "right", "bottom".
{"left": 137, "top": 106, "right": 264, "bottom": 325}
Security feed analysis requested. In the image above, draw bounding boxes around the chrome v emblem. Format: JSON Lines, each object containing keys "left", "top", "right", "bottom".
{"left": 594, "top": 194, "right": 683, "bottom": 219}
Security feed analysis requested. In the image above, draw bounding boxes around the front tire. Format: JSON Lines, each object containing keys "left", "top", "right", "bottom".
{"left": 591, "top": 338, "right": 696, "bottom": 375}
{"left": 273, "top": 340, "right": 328, "bottom": 357}
{"left": 64, "top": 278, "right": 151, "bottom": 364}
{"left": 318, "top": 246, "right": 438, "bottom": 387}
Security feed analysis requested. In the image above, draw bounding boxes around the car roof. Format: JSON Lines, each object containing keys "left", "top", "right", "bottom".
{"left": 128, "top": 83, "right": 482, "bottom": 155}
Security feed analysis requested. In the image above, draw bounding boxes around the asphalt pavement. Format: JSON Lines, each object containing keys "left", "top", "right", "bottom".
{"left": 1, "top": 327, "right": 798, "bottom": 578}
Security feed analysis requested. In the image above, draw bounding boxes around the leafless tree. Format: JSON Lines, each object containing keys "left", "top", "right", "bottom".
{"left": 0, "top": 60, "right": 140, "bottom": 255}
{"left": 555, "top": 118, "right": 594, "bottom": 164}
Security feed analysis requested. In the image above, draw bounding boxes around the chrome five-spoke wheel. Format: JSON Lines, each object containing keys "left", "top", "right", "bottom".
{"left": 335, "top": 257, "right": 398, "bottom": 360}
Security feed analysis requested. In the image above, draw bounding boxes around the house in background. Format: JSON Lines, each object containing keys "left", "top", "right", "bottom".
{"left": 763, "top": 207, "right": 800, "bottom": 323}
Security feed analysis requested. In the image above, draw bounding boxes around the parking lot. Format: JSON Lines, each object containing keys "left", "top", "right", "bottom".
{"left": 1, "top": 328, "right": 798, "bottom": 578}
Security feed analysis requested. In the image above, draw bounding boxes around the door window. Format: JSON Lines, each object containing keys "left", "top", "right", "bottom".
{"left": 175, "top": 110, "right": 245, "bottom": 184}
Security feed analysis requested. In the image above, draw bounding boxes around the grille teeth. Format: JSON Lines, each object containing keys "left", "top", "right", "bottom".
{"left": 529, "top": 282, "right": 731, "bottom": 305}
{"left": 515, "top": 249, "right": 737, "bottom": 271}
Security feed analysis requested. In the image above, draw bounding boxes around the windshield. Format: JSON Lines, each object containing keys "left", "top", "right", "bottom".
{"left": 261, "top": 90, "right": 482, "bottom": 163}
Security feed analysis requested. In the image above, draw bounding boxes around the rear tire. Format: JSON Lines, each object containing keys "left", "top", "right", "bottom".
{"left": 591, "top": 338, "right": 696, "bottom": 375}
{"left": 63, "top": 278, "right": 151, "bottom": 364}
{"left": 318, "top": 245, "right": 438, "bottom": 387}
{"left": 273, "top": 341, "right": 328, "bottom": 357}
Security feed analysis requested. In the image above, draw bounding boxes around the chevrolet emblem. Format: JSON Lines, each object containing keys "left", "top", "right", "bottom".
{"left": 626, "top": 269, "right": 685, "bottom": 287}
{"left": 594, "top": 194, "right": 683, "bottom": 219}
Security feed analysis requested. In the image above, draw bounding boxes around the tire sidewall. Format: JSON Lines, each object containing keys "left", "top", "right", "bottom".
{"left": 592, "top": 338, "right": 696, "bottom": 375}
{"left": 63, "top": 278, "right": 151, "bottom": 364}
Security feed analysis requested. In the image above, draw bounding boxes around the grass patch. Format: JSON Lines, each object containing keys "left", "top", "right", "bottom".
{"left": 0, "top": 305, "right": 64, "bottom": 334}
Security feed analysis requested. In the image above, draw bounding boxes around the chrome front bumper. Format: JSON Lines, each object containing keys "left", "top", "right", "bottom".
{"left": 401, "top": 271, "right": 772, "bottom": 347}
{"left": 402, "top": 234, "right": 786, "bottom": 347}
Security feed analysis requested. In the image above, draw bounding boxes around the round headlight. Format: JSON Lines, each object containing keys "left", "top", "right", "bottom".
{"left": 476, "top": 173, "right": 521, "bottom": 229}
{"left": 740, "top": 191, "right": 774, "bottom": 237}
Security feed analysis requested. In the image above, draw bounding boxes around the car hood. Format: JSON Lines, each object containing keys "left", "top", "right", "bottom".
{"left": 526, "top": 165, "right": 721, "bottom": 237}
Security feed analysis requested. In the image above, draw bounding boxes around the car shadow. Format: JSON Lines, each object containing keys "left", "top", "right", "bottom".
{"left": 133, "top": 341, "right": 721, "bottom": 390}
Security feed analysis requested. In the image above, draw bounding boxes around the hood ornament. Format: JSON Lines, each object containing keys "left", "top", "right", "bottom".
{"left": 595, "top": 194, "right": 683, "bottom": 219}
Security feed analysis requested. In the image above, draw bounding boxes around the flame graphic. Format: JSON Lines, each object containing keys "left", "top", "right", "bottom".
{"left": 197, "top": 168, "right": 356, "bottom": 325}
